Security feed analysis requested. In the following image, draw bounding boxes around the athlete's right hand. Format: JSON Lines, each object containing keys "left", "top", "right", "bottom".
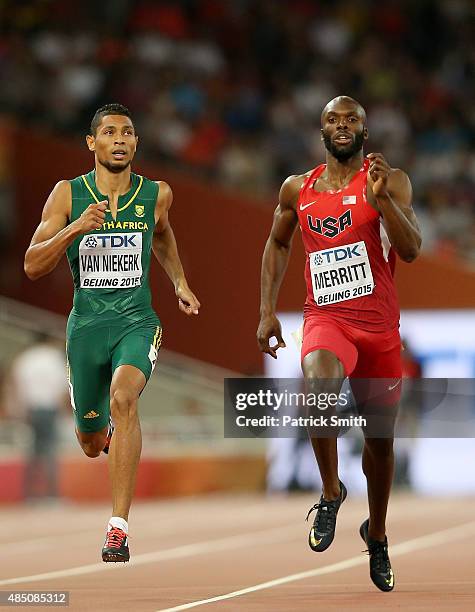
{"left": 257, "top": 313, "right": 286, "bottom": 359}
{"left": 75, "top": 201, "right": 107, "bottom": 233}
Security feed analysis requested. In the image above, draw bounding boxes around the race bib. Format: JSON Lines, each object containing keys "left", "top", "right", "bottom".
{"left": 79, "top": 233, "right": 143, "bottom": 289}
{"left": 309, "top": 240, "right": 374, "bottom": 306}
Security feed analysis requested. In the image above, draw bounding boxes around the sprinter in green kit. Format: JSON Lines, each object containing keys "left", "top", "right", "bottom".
{"left": 24, "top": 103, "right": 200, "bottom": 563}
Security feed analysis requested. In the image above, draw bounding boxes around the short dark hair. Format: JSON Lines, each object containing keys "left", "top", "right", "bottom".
{"left": 90, "top": 103, "right": 133, "bottom": 136}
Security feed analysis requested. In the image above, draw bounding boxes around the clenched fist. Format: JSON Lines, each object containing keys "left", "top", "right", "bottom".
{"left": 367, "top": 153, "right": 391, "bottom": 197}
{"left": 75, "top": 201, "right": 107, "bottom": 233}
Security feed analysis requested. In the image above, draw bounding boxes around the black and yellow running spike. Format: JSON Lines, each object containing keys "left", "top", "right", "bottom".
{"left": 306, "top": 480, "right": 347, "bottom": 552}
{"left": 360, "top": 518, "right": 395, "bottom": 592}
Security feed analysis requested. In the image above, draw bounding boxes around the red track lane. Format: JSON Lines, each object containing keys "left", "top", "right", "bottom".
{"left": 0, "top": 494, "right": 474, "bottom": 611}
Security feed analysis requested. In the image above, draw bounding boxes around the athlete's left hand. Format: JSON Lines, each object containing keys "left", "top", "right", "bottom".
{"left": 176, "top": 284, "right": 200, "bottom": 316}
{"left": 367, "top": 153, "right": 391, "bottom": 197}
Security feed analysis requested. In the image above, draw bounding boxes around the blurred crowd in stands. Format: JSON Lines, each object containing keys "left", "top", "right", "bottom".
{"left": 1, "top": 0, "right": 474, "bottom": 263}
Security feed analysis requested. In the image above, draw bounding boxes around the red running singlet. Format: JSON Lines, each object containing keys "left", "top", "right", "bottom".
{"left": 297, "top": 159, "right": 399, "bottom": 333}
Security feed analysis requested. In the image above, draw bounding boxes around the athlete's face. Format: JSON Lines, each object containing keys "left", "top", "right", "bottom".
{"left": 321, "top": 103, "right": 368, "bottom": 162}
{"left": 86, "top": 115, "right": 138, "bottom": 173}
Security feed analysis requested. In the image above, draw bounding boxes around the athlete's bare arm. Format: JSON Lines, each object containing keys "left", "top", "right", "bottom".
{"left": 257, "top": 174, "right": 303, "bottom": 358}
{"left": 152, "top": 181, "right": 200, "bottom": 316}
{"left": 367, "top": 153, "right": 421, "bottom": 263}
{"left": 24, "top": 181, "right": 107, "bottom": 280}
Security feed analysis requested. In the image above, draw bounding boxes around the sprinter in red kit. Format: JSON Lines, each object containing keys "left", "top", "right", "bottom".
{"left": 257, "top": 96, "right": 421, "bottom": 592}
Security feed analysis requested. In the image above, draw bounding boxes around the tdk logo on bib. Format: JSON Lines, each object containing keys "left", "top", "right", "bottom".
{"left": 84, "top": 234, "right": 138, "bottom": 248}
{"left": 311, "top": 243, "right": 363, "bottom": 267}
{"left": 84, "top": 236, "right": 98, "bottom": 248}
{"left": 309, "top": 240, "right": 375, "bottom": 306}
{"left": 79, "top": 232, "right": 143, "bottom": 289}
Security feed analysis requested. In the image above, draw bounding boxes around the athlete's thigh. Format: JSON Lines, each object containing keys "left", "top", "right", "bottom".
{"left": 301, "top": 314, "right": 358, "bottom": 379}
{"left": 301, "top": 317, "right": 352, "bottom": 432}
{"left": 110, "top": 322, "right": 163, "bottom": 387}
{"left": 350, "top": 327, "right": 402, "bottom": 436}
{"left": 352, "top": 327, "right": 402, "bottom": 376}
{"left": 350, "top": 327, "right": 402, "bottom": 400}
{"left": 66, "top": 329, "right": 111, "bottom": 433}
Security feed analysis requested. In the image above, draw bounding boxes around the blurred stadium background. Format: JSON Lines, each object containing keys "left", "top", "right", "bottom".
{"left": 0, "top": 0, "right": 474, "bottom": 506}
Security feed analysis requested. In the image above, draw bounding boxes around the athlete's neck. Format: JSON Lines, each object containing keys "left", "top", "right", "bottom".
{"left": 324, "top": 151, "right": 364, "bottom": 189}
{"left": 94, "top": 164, "right": 132, "bottom": 198}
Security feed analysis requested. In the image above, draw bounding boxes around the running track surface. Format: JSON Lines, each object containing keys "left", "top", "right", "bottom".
{"left": 1, "top": 493, "right": 474, "bottom": 611}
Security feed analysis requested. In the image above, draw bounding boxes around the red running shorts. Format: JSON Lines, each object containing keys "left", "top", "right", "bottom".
{"left": 301, "top": 314, "right": 402, "bottom": 406}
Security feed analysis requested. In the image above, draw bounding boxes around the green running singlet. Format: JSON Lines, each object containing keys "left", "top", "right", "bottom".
{"left": 65, "top": 170, "right": 162, "bottom": 432}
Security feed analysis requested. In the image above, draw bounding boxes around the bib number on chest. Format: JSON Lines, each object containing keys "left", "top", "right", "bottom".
{"left": 309, "top": 240, "right": 374, "bottom": 306}
{"left": 79, "top": 233, "right": 143, "bottom": 289}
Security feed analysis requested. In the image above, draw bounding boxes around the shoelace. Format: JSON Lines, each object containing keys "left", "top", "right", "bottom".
{"left": 306, "top": 499, "right": 339, "bottom": 532}
{"left": 105, "top": 527, "right": 128, "bottom": 549}
{"left": 364, "top": 541, "right": 390, "bottom": 573}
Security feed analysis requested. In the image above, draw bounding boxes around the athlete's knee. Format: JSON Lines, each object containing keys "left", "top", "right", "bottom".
{"left": 81, "top": 444, "right": 101, "bottom": 458}
{"left": 79, "top": 435, "right": 106, "bottom": 458}
{"left": 302, "top": 349, "right": 345, "bottom": 382}
{"left": 303, "top": 369, "right": 343, "bottom": 397}
{"left": 110, "top": 388, "right": 138, "bottom": 419}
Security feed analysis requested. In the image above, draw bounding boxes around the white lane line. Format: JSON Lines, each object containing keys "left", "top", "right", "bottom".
{"left": 156, "top": 520, "right": 475, "bottom": 612}
{"left": 0, "top": 504, "right": 305, "bottom": 554}
{"left": 0, "top": 523, "right": 298, "bottom": 586}
{"left": 0, "top": 500, "right": 311, "bottom": 551}
{"left": 2, "top": 503, "right": 423, "bottom": 558}
{"left": 0, "top": 507, "right": 386, "bottom": 568}
{"left": 0, "top": 497, "right": 452, "bottom": 551}
{"left": 0, "top": 518, "right": 194, "bottom": 555}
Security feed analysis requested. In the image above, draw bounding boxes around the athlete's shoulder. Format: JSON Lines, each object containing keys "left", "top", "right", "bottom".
{"left": 41, "top": 180, "right": 71, "bottom": 218}
{"left": 389, "top": 168, "right": 411, "bottom": 185}
{"left": 50, "top": 179, "right": 72, "bottom": 199}
{"left": 387, "top": 168, "right": 412, "bottom": 204}
{"left": 282, "top": 165, "right": 322, "bottom": 190}
{"left": 152, "top": 180, "right": 172, "bottom": 209}
{"left": 138, "top": 174, "right": 169, "bottom": 191}
{"left": 367, "top": 166, "right": 411, "bottom": 195}
{"left": 280, "top": 169, "right": 315, "bottom": 206}
{"left": 153, "top": 180, "right": 171, "bottom": 194}
{"left": 153, "top": 179, "right": 171, "bottom": 189}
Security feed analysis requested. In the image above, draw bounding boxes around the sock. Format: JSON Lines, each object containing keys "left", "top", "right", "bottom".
{"left": 108, "top": 516, "right": 128, "bottom": 534}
